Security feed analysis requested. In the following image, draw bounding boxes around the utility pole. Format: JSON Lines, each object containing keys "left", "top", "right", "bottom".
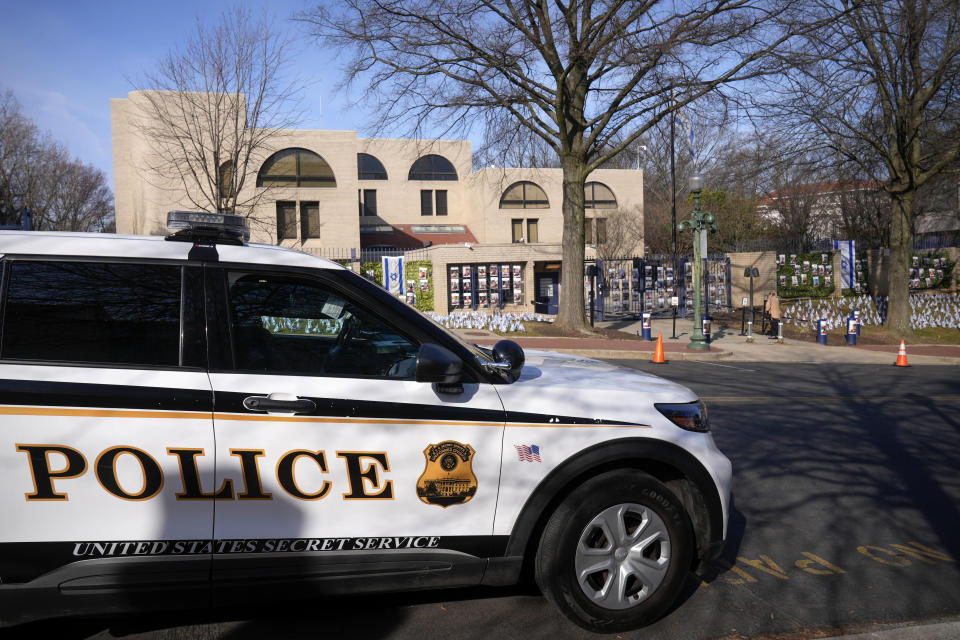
{"left": 670, "top": 90, "right": 678, "bottom": 339}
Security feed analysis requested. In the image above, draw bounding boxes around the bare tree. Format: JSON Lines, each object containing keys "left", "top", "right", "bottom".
{"left": 767, "top": 0, "right": 960, "bottom": 336}
{"left": 767, "top": 182, "right": 821, "bottom": 253}
{"left": 46, "top": 161, "right": 115, "bottom": 232}
{"left": 835, "top": 178, "right": 890, "bottom": 247}
{"left": 303, "top": 0, "right": 801, "bottom": 330}
{"left": 0, "top": 89, "right": 114, "bottom": 232}
{"left": 132, "top": 7, "right": 304, "bottom": 229}
{"left": 595, "top": 207, "right": 644, "bottom": 260}
{"left": 0, "top": 89, "right": 46, "bottom": 226}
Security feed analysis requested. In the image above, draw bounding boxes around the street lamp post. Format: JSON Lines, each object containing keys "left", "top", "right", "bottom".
{"left": 677, "top": 175, "right": 718, "bottom": 351}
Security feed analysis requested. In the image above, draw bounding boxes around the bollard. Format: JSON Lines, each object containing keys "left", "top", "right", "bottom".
{"left": 777, "top": 316, "right": 783, "bottom": 343}
{"left": 817, "top": 319, "right": 828, "bottom": 345}
{"left": 746, "top": 320, "right": 754, "bottom": 342}
{"left": 702, "top": 314, "right": 712, "bottom": 344}
{"left": 846, "top": 317, "right": 857, "bottom": 345}
{"left": 641, "top": 311, "right": 652, "bottom": 341}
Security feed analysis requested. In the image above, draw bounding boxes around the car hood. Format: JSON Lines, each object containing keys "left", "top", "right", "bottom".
{"left": 494, "top": 350, "right": 698, "bottom": 426}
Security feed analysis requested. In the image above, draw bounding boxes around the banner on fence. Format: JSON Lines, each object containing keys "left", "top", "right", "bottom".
{"left": 382, "top": 255, "right": 404, "bottom": 296}
{"left": 833, "top": 240, "right": 856, "bottom": 289}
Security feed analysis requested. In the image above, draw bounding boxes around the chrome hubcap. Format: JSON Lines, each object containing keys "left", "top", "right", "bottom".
{"left": 574, "top": 503, "right": 671, "bottom": 610}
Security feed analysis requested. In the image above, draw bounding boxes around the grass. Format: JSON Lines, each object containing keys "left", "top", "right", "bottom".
{"left": 783, "top": 323, "right": 960, "bottom": 345}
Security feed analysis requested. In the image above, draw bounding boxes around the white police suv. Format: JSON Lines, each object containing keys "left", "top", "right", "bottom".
{"left": 0, "top": 213, "right": 731, "bottom": 632}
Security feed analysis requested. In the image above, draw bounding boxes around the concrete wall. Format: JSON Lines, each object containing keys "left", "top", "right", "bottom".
{"left": 111, "top": 94, "right": 193, "bottom": 237}
{"left": 728, "top": 251, "right": 777, "bottom": 308}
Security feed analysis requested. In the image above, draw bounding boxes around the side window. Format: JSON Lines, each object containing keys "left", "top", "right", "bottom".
{"left": 1, "top": 261, "right": 182, "bottom": 367}
{"left": 227, "top": 272, "right": 419, "bottom": 378}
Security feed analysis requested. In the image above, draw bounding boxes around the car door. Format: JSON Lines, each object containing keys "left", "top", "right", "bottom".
{"left": 205, "top": 266, "right": 506, "bottom": 602}
{"left": 0, "top": 259, "right": 215, "bottom": 622}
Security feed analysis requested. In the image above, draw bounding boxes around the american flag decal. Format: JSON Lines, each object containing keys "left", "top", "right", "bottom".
{"left": 515, "top": 444, "right": 541, "bottom": 462}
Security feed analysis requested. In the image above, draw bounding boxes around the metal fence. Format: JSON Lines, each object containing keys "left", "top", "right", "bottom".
{"left": 913, "top": 233, "right": 960, "bottom": 250}
{"left": 585, "top": 254, "right": 733, "bottom": 322}
{"left": 708, "top": 234, "right": 958, "bottom": 254}
{"left": 303, "top": 247, "right": 431, "bottom": 263}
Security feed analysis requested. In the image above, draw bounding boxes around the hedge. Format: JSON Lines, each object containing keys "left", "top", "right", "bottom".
{"left": 405, "top": 260, "right": 434, "bottom": 312}
{"left": 777, "top": 251, "right": 835, "bottom": 299}
{"left": 360, "top": 259, "right": 434, "bottom": 312}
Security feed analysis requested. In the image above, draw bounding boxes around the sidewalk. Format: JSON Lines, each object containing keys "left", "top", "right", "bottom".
{"left": 821, "top": 616, "right": 960, "bottom": 640}
{"left": 459, "top": 316, "right": 960, "bottom": 365}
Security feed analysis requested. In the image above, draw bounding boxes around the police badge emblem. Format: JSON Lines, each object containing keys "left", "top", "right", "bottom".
{"left": 416, "top": 441, "right": 478, "bottom": 507}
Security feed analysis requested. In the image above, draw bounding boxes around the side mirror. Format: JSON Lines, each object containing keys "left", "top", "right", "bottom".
{"left": 492, "top": 339, "right": 525, "bottom": 382}
{"left": 415, "top": 343, "right": 463, "bottom": 384}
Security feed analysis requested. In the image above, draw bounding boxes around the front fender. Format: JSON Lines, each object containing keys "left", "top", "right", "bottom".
{"left": 504, "top": 438, "right": 726, "bottom": 565}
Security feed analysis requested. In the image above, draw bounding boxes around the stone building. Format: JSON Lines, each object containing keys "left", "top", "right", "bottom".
{"left": 111, "top": 90, "right": 644, "bottom": 313}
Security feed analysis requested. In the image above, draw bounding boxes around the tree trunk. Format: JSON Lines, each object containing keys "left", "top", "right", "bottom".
{"left": 885, "top": 191, "right": 914, "bottom": 337}
{"left": 556, "top": 155, "right": 588, "bottom": 332}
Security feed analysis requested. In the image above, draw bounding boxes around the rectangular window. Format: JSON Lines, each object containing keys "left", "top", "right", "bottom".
{"left": 585, "top": 219, "right": 593, "bottom": 244}
{"left": 1, "top": 261, "right": 182, "bottom": 367}
{"left": 596, "top": 217, "right": 607, "bottom": 244}
{"left": 420, "top": 190, "right": 433, "bottom": 216}
{"left": 301, "top": 202, "right": 321, "bottom": 239}
{"left": 277, "top": 201, "right": 297, "bottom": 241}
{"left": 512, "top": 219, "right": 524, "bottom": 243}
{"left": 362, "top": 189, "right": 378, "bottom": 217}
{"left": 435, "top": 190, "right": 448, "bottom": 216}
{"left": 527, "top": 219, "right": 539, "bottom": 243}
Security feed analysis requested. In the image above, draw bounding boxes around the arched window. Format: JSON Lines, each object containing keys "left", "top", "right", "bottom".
{"left": 257, "top": 148, "right": 336, "bottom": 188}
{"left": 499, "top": 181, "right": 549, "bottom": 209}
{"left": 218, "top": 161, "right": 233, "bottom": 201}
{"left": 357, "top": 153, "right": 388, "bottom": 180}
{"left": 585, "top": 182, "right": 617, "bottom": 208}
{"left": 408, "top": 154, "right": 458, "bottom": 180}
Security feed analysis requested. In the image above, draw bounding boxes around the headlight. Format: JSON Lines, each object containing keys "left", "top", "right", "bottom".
{"left": 655, "top": 400, "right": 710, "bottom": 433}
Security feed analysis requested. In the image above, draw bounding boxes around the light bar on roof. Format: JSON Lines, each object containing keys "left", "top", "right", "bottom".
{"left": 165, "top": 210, "right": 250, "bottom": 244}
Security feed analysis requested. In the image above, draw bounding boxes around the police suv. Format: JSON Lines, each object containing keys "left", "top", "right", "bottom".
{"left": 0, "top": 213, "right": 732, "bottom": 632}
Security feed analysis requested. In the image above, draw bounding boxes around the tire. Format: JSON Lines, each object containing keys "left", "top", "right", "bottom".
{"left": 534, "top": 469, "right": 694, "bottom": 633}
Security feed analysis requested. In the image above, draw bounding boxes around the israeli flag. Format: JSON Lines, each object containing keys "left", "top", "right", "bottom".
{"left": 382, "top": 255, "right": 404, "bottom": 296}
{"left": 674, "top": 109, "right": 696, "bottom": 161}
{"left": 833, "top": 240, "right": 856, "bottom": 289}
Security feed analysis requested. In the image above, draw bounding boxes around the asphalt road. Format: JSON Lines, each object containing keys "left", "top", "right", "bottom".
{"left": 9, "top": 363, "right": 960, "bottom": 640}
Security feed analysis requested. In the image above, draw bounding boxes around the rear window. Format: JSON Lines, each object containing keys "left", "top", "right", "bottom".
{"left": 1, "top": 261, "right": 182, "bottom": 367}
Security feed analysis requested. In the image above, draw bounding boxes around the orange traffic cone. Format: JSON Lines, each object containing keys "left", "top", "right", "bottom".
{"left": 652, "top": 333, "right": 666, "bottom": 364}
{"left": 894, "top": 340, "right": 909, "bottom": 367}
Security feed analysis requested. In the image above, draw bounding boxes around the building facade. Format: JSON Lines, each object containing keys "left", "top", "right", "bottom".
{"left": 111, "top": 91, "right": 644, "bottom": 313}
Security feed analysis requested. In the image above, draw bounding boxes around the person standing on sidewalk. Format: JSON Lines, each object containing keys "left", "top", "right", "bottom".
{"left": 765, "top": 290, "right": 781, "bottom": 338}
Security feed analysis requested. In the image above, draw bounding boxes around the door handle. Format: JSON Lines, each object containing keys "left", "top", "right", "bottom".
{"left": 243, "top": 394, "right": 316, "bottom": 414}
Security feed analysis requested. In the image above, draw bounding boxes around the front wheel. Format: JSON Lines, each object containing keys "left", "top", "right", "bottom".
{"left": 534, "top": 470, "right": 693, "bottom": 632}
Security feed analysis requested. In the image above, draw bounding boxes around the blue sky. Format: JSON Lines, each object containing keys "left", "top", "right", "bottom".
{"left": 0, "top": 0, "right": 361, "bottom": 190}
